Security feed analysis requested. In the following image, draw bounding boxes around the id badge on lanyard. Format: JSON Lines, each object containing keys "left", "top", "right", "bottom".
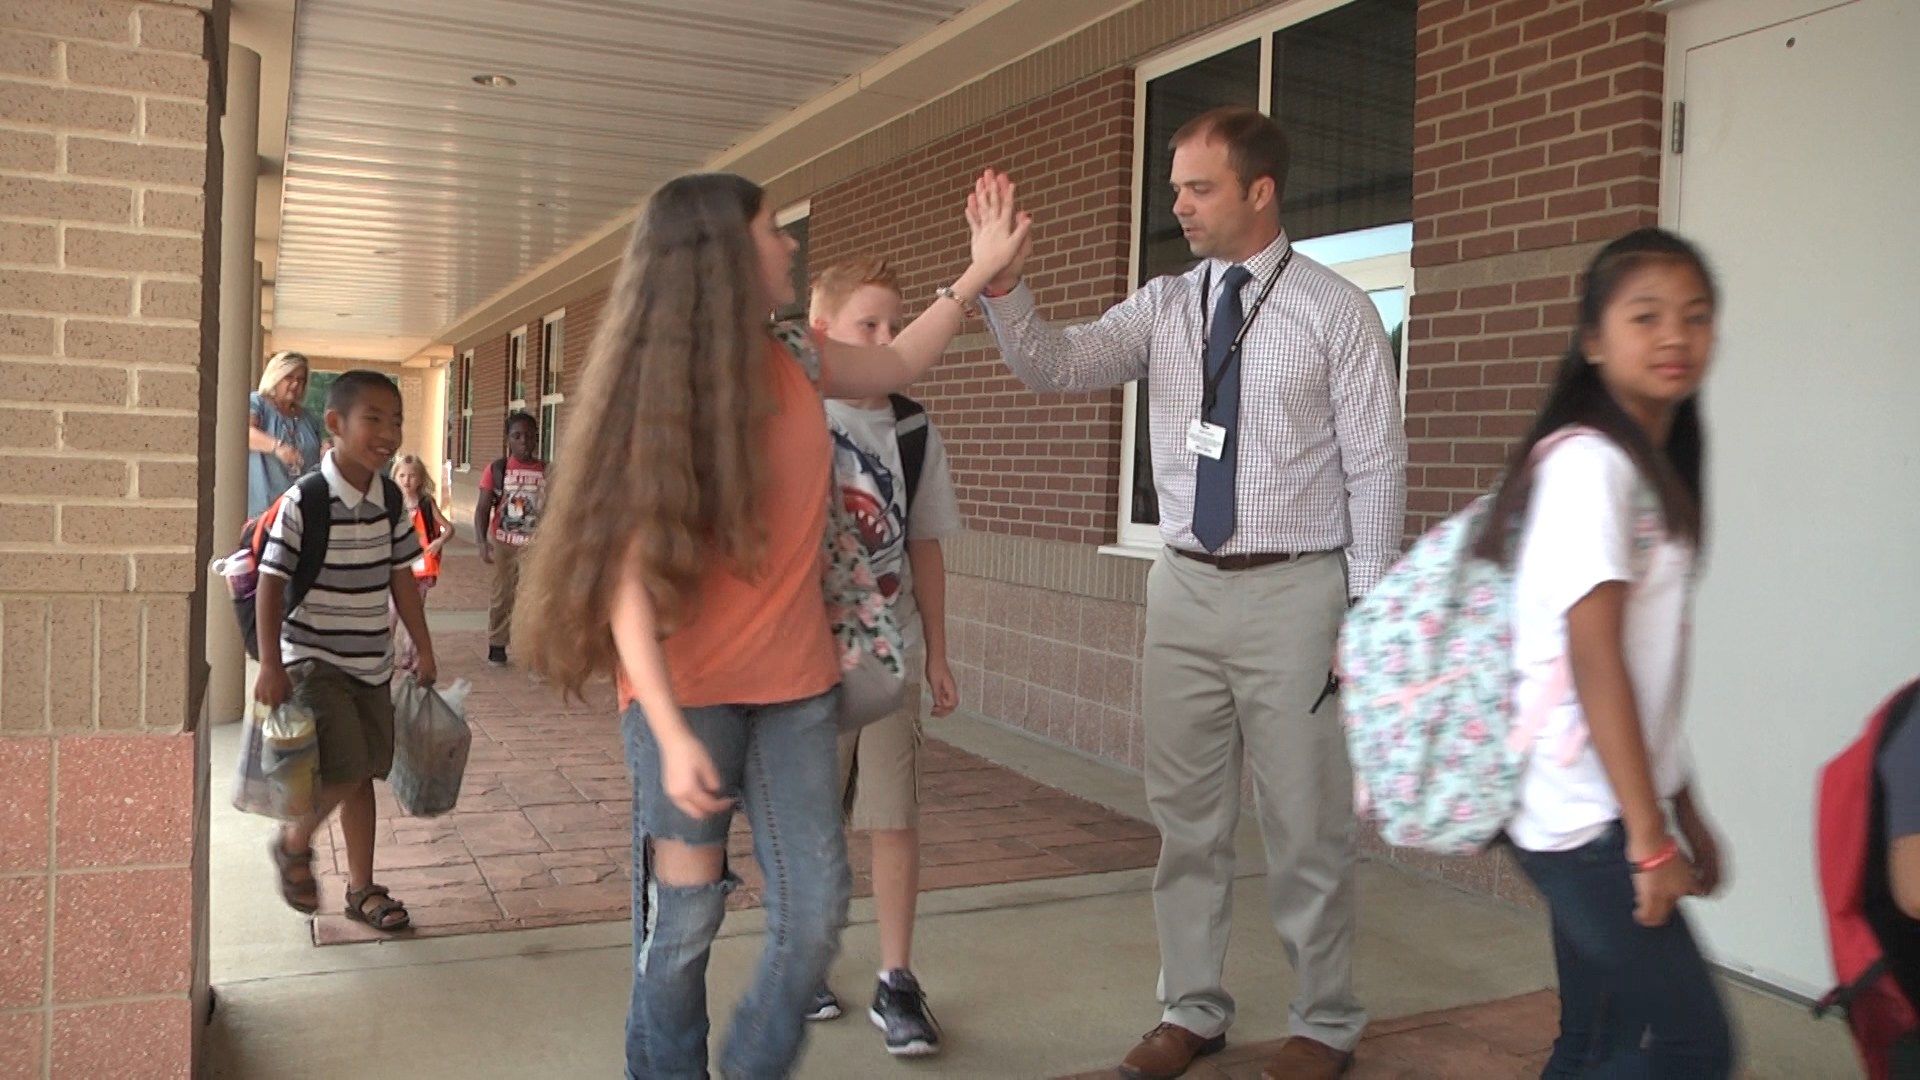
{"left": 1194, "top": 251, "right": 1292, "bottom": 460}
{"left": 1187, "top": 418, "right": 1227, "bottom": 460}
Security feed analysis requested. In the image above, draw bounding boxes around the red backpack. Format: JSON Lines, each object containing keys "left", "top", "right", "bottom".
{"left": 1815, "top": 679, "right": 1920, "bottom": 1079}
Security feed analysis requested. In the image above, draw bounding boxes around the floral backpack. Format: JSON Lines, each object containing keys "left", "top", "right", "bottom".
{"left": 1338, "top": 427, "right": 1659, "bottom": 854}
{"left": 771, "top": 322, "right": 906, "bottom": 730}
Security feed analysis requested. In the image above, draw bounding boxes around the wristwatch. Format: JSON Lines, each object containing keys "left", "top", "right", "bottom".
{"left": 933, "top": 284, "right": 976, "bottom": 314}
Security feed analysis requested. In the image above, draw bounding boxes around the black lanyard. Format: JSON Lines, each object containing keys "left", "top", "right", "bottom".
{"left": 1198, "top": 248, "right": 1292, "bottom": 420}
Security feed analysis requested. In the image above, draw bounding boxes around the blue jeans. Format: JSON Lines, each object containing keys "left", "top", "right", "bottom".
{"left": 1512, "top": 825, "right": 1735, "bottom": 1079}
{"left": 621, "top": 690, "right": 849, "bottom": 1080}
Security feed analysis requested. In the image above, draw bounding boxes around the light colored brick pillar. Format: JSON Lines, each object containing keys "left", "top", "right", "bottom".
{"left": 206, "top": 43, "right": 255, "bottom": 726}
{"left": 0, "top": 2, "right": 223, "bottom": 1077}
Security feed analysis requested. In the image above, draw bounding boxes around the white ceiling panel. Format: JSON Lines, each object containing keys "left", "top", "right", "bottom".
{"left": 273, "top": 0, "right": 979, "bottom": 352}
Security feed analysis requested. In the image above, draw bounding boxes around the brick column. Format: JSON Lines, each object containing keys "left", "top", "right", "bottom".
{"left": 0, "top": 2, "right": 222, "bottom": 1076}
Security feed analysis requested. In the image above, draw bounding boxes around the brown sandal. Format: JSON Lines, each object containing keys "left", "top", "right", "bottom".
{"left": 270, "top": 833, "right": 318, "bottom": 914}
{"left": 344, "top": 884, "right": 410, "bottom": 932}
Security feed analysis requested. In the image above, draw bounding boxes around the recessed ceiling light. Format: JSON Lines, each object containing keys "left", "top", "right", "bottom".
{"left": 472, "top": 73, "right": 517, "bottom": 89}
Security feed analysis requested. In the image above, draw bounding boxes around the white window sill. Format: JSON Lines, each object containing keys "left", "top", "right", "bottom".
{"left": 1097, "top": 542, "right": 1159, "bottom": 561}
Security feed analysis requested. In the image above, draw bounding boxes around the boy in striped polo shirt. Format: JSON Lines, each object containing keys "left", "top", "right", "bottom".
{"left": 254, "top": 370, "right": 437, "bottom": 933}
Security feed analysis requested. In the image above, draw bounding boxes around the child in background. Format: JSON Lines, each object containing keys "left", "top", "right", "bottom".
{"left": 475, "top": 411, "right": 545, "bottom": 666}
{"left": 390, "top": 454, "right": 448, "bottom": 672}
{"left": 804, "top": 256, "right": 963, "bottom": 1058}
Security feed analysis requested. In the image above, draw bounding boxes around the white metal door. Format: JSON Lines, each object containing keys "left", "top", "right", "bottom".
{"left": 1666, "top": 0, "right": 1920, "bottom": 996}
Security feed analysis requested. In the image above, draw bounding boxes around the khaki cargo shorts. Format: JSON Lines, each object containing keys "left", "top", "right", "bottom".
{"left": 836, "top": 646, "right": 924, "bottom": 832}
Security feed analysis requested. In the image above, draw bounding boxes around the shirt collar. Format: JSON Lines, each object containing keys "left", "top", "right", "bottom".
{"left": 320, "top": 449, "right": 382, "bottom": 510}
{"left": 1205, "top": 230, "right": 1293, "bottom": 287}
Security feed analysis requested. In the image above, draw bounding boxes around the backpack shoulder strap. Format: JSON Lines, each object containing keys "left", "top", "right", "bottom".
{"left": 890, "top": 394, "right": 929, "bottom": 513}
{"left": 889, "top": 394, "right": 927, "bottom": 427}
{"left": 487, "top": 457, "right": 508, "bottom": 490}
{"left": 379, "top": 475, "right": 406, "bottom": 530}
{"left": 287, "top": 472, "right": 334, "bottom": 608}
{"left": 771, "top": 321, "right": 823, "bottom": 386}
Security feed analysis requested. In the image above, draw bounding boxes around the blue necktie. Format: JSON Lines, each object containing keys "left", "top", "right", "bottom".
{"left": 1192, "top": 264, "right": 1252, "bottom": 553}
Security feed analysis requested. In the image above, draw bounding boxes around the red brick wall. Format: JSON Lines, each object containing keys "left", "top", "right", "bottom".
{"left": 552, "top": 291, "right": 604, "bottom": 451}
{"left": 470, "top": 334, "right": 508, "bottom": 468}
{"left": 1404, "top": 0, "right": 1665, "bottom": 535}
{"left": 558, "top": 291, "right": 602, "bottom": 403}
{"left": 809, "top": 69, "right": 1136, "bottom": 545}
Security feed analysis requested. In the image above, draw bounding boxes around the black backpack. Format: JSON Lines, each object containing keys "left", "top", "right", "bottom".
{"left": 232, "top": 471, "right": 404, "bottom": 660}
{"left": 889, "top": 395, "right": 930, "bottom": 512}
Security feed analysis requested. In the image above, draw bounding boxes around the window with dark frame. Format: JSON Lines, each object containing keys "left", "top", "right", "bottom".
{"left": 775, "top": 215, "right": 810, "bottom": 323}
{"left": 539, "top": 313, "right": 564, "bottom": 461}
{"left": 458, "top": 351, "right": 473, "bottom": 467}
{"left": 507, "top": 328, "right": 527, "bottom": 412}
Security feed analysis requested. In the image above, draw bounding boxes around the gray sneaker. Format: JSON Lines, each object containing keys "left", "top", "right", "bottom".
{"left": 870, "top": 971, "right": 942, "bottom": 1057}
{"left": 804, "top": 984, "right": 842, "bottom": 1022}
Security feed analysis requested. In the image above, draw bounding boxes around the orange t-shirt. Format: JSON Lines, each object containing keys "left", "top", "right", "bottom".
{"left": 628, "top": 337, "right": 841, "bottom": 710}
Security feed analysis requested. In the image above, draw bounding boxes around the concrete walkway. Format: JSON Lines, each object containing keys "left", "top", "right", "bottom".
{"left": 203, "top": 563, "right": 1859, "bottom": 1078}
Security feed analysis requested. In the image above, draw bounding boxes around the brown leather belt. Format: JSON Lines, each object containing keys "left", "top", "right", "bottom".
{"left": 1171, "top": 549, "right": 1303, "bottom": 571}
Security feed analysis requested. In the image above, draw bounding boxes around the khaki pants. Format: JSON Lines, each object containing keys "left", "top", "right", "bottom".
{"left": 837, "top": 645, "right": 924, "bottom": 831}
{"left": 489, "top": 542, "right": 521, "bottom": 649}
{"left": 1142, "top": 548, "right": 1364, "bottom": 1050}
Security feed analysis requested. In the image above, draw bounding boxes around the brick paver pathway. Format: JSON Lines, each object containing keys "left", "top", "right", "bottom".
{"left": 426, "top": 541, "right": 490, "bottom": 613}
{"left": 1057, "top": 990, "right": 1561, "bottom": 1079}
{"left": 308, "top": 566, "right": 1162, "bottom": 944}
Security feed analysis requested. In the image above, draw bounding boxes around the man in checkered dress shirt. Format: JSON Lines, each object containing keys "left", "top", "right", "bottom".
{"left": 973, "top": 107, "right": 1404, "bottom": 1079}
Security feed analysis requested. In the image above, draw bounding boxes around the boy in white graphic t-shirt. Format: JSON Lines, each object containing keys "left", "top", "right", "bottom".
{"left": 805, "top": 257, "right": 963, "bottom": 1059}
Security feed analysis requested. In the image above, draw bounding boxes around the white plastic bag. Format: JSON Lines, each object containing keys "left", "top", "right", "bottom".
{"left": 389, "top": 675, "right": 472, "bottom": 817}
{"left": 232, "top": 702, "right": 317, "bottom": 820}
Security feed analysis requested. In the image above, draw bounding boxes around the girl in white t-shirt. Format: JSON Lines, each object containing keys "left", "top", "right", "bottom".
{"left": 1482, "top": 228, "right": 1734, "bottom": 1077}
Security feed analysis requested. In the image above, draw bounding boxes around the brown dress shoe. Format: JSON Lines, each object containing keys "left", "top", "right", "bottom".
{"left": 1259, "top": 1036, "right": 1354, "bottom": 1080}
{"left": 1116, "top": 1022, "right": 1227, "bottom": 1080}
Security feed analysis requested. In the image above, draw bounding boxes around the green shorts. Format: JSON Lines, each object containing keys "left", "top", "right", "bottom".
{"left": 289, "top": 659, "right": 395, "bottom": 785}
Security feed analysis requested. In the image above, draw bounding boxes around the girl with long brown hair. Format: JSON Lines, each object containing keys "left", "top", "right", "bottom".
{"left": 515, "top": 170, "right": 1027, "bottom": 1078}
{"left": 1497, "top": 228, "right": 1734, "bottom": 1076}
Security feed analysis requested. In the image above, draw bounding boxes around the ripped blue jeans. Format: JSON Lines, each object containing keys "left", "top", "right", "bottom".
{"left": 621, "top": 690, "right": 849, "bottom": 1080}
